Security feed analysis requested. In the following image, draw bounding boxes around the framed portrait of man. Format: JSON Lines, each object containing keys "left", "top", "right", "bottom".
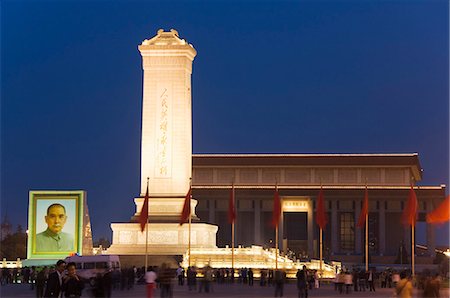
{"left": 27, "top": 191, "right": 85, "bottom": 259}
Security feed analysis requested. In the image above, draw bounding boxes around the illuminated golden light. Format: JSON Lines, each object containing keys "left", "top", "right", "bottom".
{"left": 181, "top": 246, "right": 341, "bottom": 278}
{"left": 444, "top": 249, "right": 450, "bottom": 258}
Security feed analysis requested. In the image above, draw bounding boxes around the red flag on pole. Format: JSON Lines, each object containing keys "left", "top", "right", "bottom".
{"left": 357, "top": 187, "right": 369, "bottom": 228}
{"left": 139, "top": 182, "right": 150, "bottom": 232}
{"left": 271, "top": 186, "right": 282, "bottom": 227}
{"left": 179, "top": 187, "right": 192, "bottom": 225}
{"left": 228, "top": 184, "right": 236, "bottom": 224}
{"left": 401, "top": 185, "right": 418, "bottom": 226}
{"left": 426, "top": 195, "right": 450, "bottom": 224}
{"left": 315, "top": 187, "right": 328, "bottom": 229}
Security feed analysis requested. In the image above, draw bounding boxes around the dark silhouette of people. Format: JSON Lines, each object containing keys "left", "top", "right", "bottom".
{"left": 44, "top": 260, "right": 66, "bottom": 297}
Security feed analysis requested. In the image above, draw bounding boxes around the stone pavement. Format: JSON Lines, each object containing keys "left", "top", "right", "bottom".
{"left": 1, "top": 282, "right": 449, "bottom": 298}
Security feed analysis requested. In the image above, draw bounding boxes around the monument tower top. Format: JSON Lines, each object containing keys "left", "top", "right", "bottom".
{"left": 139, "top": 29, "right": 196, "bottom": 58}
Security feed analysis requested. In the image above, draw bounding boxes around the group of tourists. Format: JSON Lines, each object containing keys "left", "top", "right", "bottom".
{"left": 1, "top": 262, "right": 446, "bottom": 298}
{"left": 330, "top": 268, "right": 442, "bottom": 298}
{"left": 33, "top": 260, "right": 84, "bottom": 298}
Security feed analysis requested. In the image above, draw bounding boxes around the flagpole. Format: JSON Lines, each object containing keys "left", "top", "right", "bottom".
{"left": 411, "top": 182, "right": 416, "bottom": 277}
{"left": 275, "top": 182, "right": 279, "bottom": 271}
{"left": 319, "top": 181, "right": 323, "bottom": 277}
{"left": 145, "top": 217, "right": 149, "bottom": 270}
{"left": 275, "top": 225, "right": 279, "bottom": 270}
{"left": 411, "top": 225, "right": 415, "bottom": 276}
{"left": 319, "top": 228, "right": 323, "bottom": 275}
{"left": 231, "top": 182, "right": 235, "bottom": 276}
{"left": 231, "top": 221, "right": 235, "bottom": 271}
{"left": 188, "top": 179, "right": 192, "bottom": 268}
{"left": 145, "top": 177, "right": 149, "bottom": 270}
{"left": 365, "top": 183, "right": 369, "bottom": 272}
{"left": 365, "top": 211, "right": 368, "bottom": 271}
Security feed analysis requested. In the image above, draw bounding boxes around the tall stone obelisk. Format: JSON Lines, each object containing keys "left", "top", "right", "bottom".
{"left": 107, "top": 29, "right": 217, "bottom": 257}
{"left": 139, "top": 29, "right": 196, "bottom": 197}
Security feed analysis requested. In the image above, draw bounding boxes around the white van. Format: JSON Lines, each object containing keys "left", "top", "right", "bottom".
{"left": 64, "top": 255, "right": 120, "bottom": 284}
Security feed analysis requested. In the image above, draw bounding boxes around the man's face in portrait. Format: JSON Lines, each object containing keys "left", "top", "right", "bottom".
{"left": 45, "top": 205, "right": 67, "bottom": 234}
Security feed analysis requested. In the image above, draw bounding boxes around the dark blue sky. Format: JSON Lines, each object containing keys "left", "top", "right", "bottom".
{"left": 2, "top": 1, "right": 449, "bottom": 245}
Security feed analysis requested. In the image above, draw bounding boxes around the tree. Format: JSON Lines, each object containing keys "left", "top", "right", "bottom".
{"left": 0, "top": 226, "right": 27, "bottom": 260}
{"left": 93, "top": 237, "right": 111, "bottom": 248}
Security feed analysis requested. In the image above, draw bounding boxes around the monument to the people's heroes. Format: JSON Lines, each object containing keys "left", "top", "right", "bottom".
{"left": 107, "top": 29, "right": 218, "bottom": 256}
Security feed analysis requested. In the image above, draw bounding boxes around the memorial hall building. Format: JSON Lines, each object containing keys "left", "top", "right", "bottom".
{"left": 191, "top": 153, "right": 446, "bottom": 264}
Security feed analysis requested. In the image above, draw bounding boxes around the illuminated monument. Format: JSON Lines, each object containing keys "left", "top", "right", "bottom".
{"left": 107, "top": 29, "right": 446, "bottom": 268}
{"left": 107, "top": 29, "right": 217, "bottom": 256}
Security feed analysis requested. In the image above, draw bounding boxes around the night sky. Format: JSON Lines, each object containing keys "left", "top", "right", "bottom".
{"left": 2, "top": 1, "right": 449, "bottom": 245}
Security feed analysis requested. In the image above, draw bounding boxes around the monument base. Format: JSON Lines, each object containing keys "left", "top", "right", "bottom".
{"left": 107, "top": 197, "right": 218, "bottom": 256}
{"left": 107, "top": 222, "right": 218, "bottom": 255}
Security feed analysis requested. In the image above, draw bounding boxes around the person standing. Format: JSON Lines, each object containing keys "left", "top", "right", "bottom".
{"left": 423, "top": 273, "right": 440, "bottom": 298}
{"left": 314, "top": 270, "right": 319, "bottom": 289}
{"left": 145, "top": 266, "right": 157, "bottom": 298}
{"left": 296, "top": 266, "right": 308, "bottom": 298}
{"left": 248, "top": 268, "right": 254, "bottom": 286}
{"left": 44, "top": 260, "right": 66, "bottom": 298}
{"left": 30, "top": 266, "right": 37, "bottom": 291}
{"left": 368, "top": 269, "right": 375, "bottom": 292}
{"left": 187, "top": 266, "right": 197, "bottom": 291}
{"left": 158, "top": 263, "right": 173, "bottom": 298}
{"left": 35, "top": 267, "right": 48, "bottom": 298}
{"left": 344, "top": 271, "right": 353, "bottom": 294}
{"left": 274, "top": 269, "right": 286, "bottom": 297}
{"left": 102, "top": 270, "right": 112, "bottom": 298}
{"left": 62, "top": 262, "right": 84, "bottom": 298}
{"left": 176, "top": 266, "right": 184, "bottom": 286}
{"left": 395, "top": 271, "right": 413, "bottom": 298}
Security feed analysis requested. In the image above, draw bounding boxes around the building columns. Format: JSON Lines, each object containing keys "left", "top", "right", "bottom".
{"left": 331, "top": 201, "right": 338, "bottom": 254}
{"left": 355, "top": 200, "right": 362, "bottom": 254}
{"left": 254, "top": 200, "right": 261, "bottom": 245}
{"left": 379, "top": 205, "right": 386, "bottom": 255}
{"left": 307, "top": 198, "right": 314, "bottom": 258}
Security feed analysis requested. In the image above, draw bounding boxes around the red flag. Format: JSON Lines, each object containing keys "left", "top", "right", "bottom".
{"left": 228, "top": 184, "right": 236, "bottom": 224}
{"left": 315, "top": 188, "right": 328, "bottom": 229}
{"left": 271, "top": 186, "right": 282, "bottom": 227}
{"left": 427, "top": 195, "right": 450, "bottom": 224}
{"left": 138, "top": 183, "right": 150, "bottom": 232}
{"left": 179, "top": 187, "right": 192, "bottom": 225}
{"left": 401, "top": 185, "right": 418, "bottom": 226}
{"left": 357, "top": 188, "right": 369, "bottom": 228}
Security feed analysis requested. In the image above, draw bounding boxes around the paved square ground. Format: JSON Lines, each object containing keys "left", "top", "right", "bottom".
{"left": 1, "top": 282, "right": 449, "bottom": 298}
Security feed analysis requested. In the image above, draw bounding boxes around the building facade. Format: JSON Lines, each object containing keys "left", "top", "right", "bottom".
{"left": 191, "top": 154, "right": 446, "bottom": 263}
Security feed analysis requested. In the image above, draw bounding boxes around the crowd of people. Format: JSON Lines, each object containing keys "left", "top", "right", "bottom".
{"left": 0, "top": 262, "right": 445, "bottom": 298}
{"left": 331, "top": 268, "right": 443, "bottom": 298}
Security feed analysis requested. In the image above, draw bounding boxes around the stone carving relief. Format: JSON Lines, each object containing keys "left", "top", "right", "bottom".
{"left": 155, "top": 86, "right": 172, "bottom": 178}
{"left": 119, "top": 231, "right": 133, "bottom": 244}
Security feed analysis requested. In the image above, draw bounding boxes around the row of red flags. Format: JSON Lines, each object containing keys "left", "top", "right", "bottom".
{"left": 139, "top": 184, "right": 449, "bottom": 232}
